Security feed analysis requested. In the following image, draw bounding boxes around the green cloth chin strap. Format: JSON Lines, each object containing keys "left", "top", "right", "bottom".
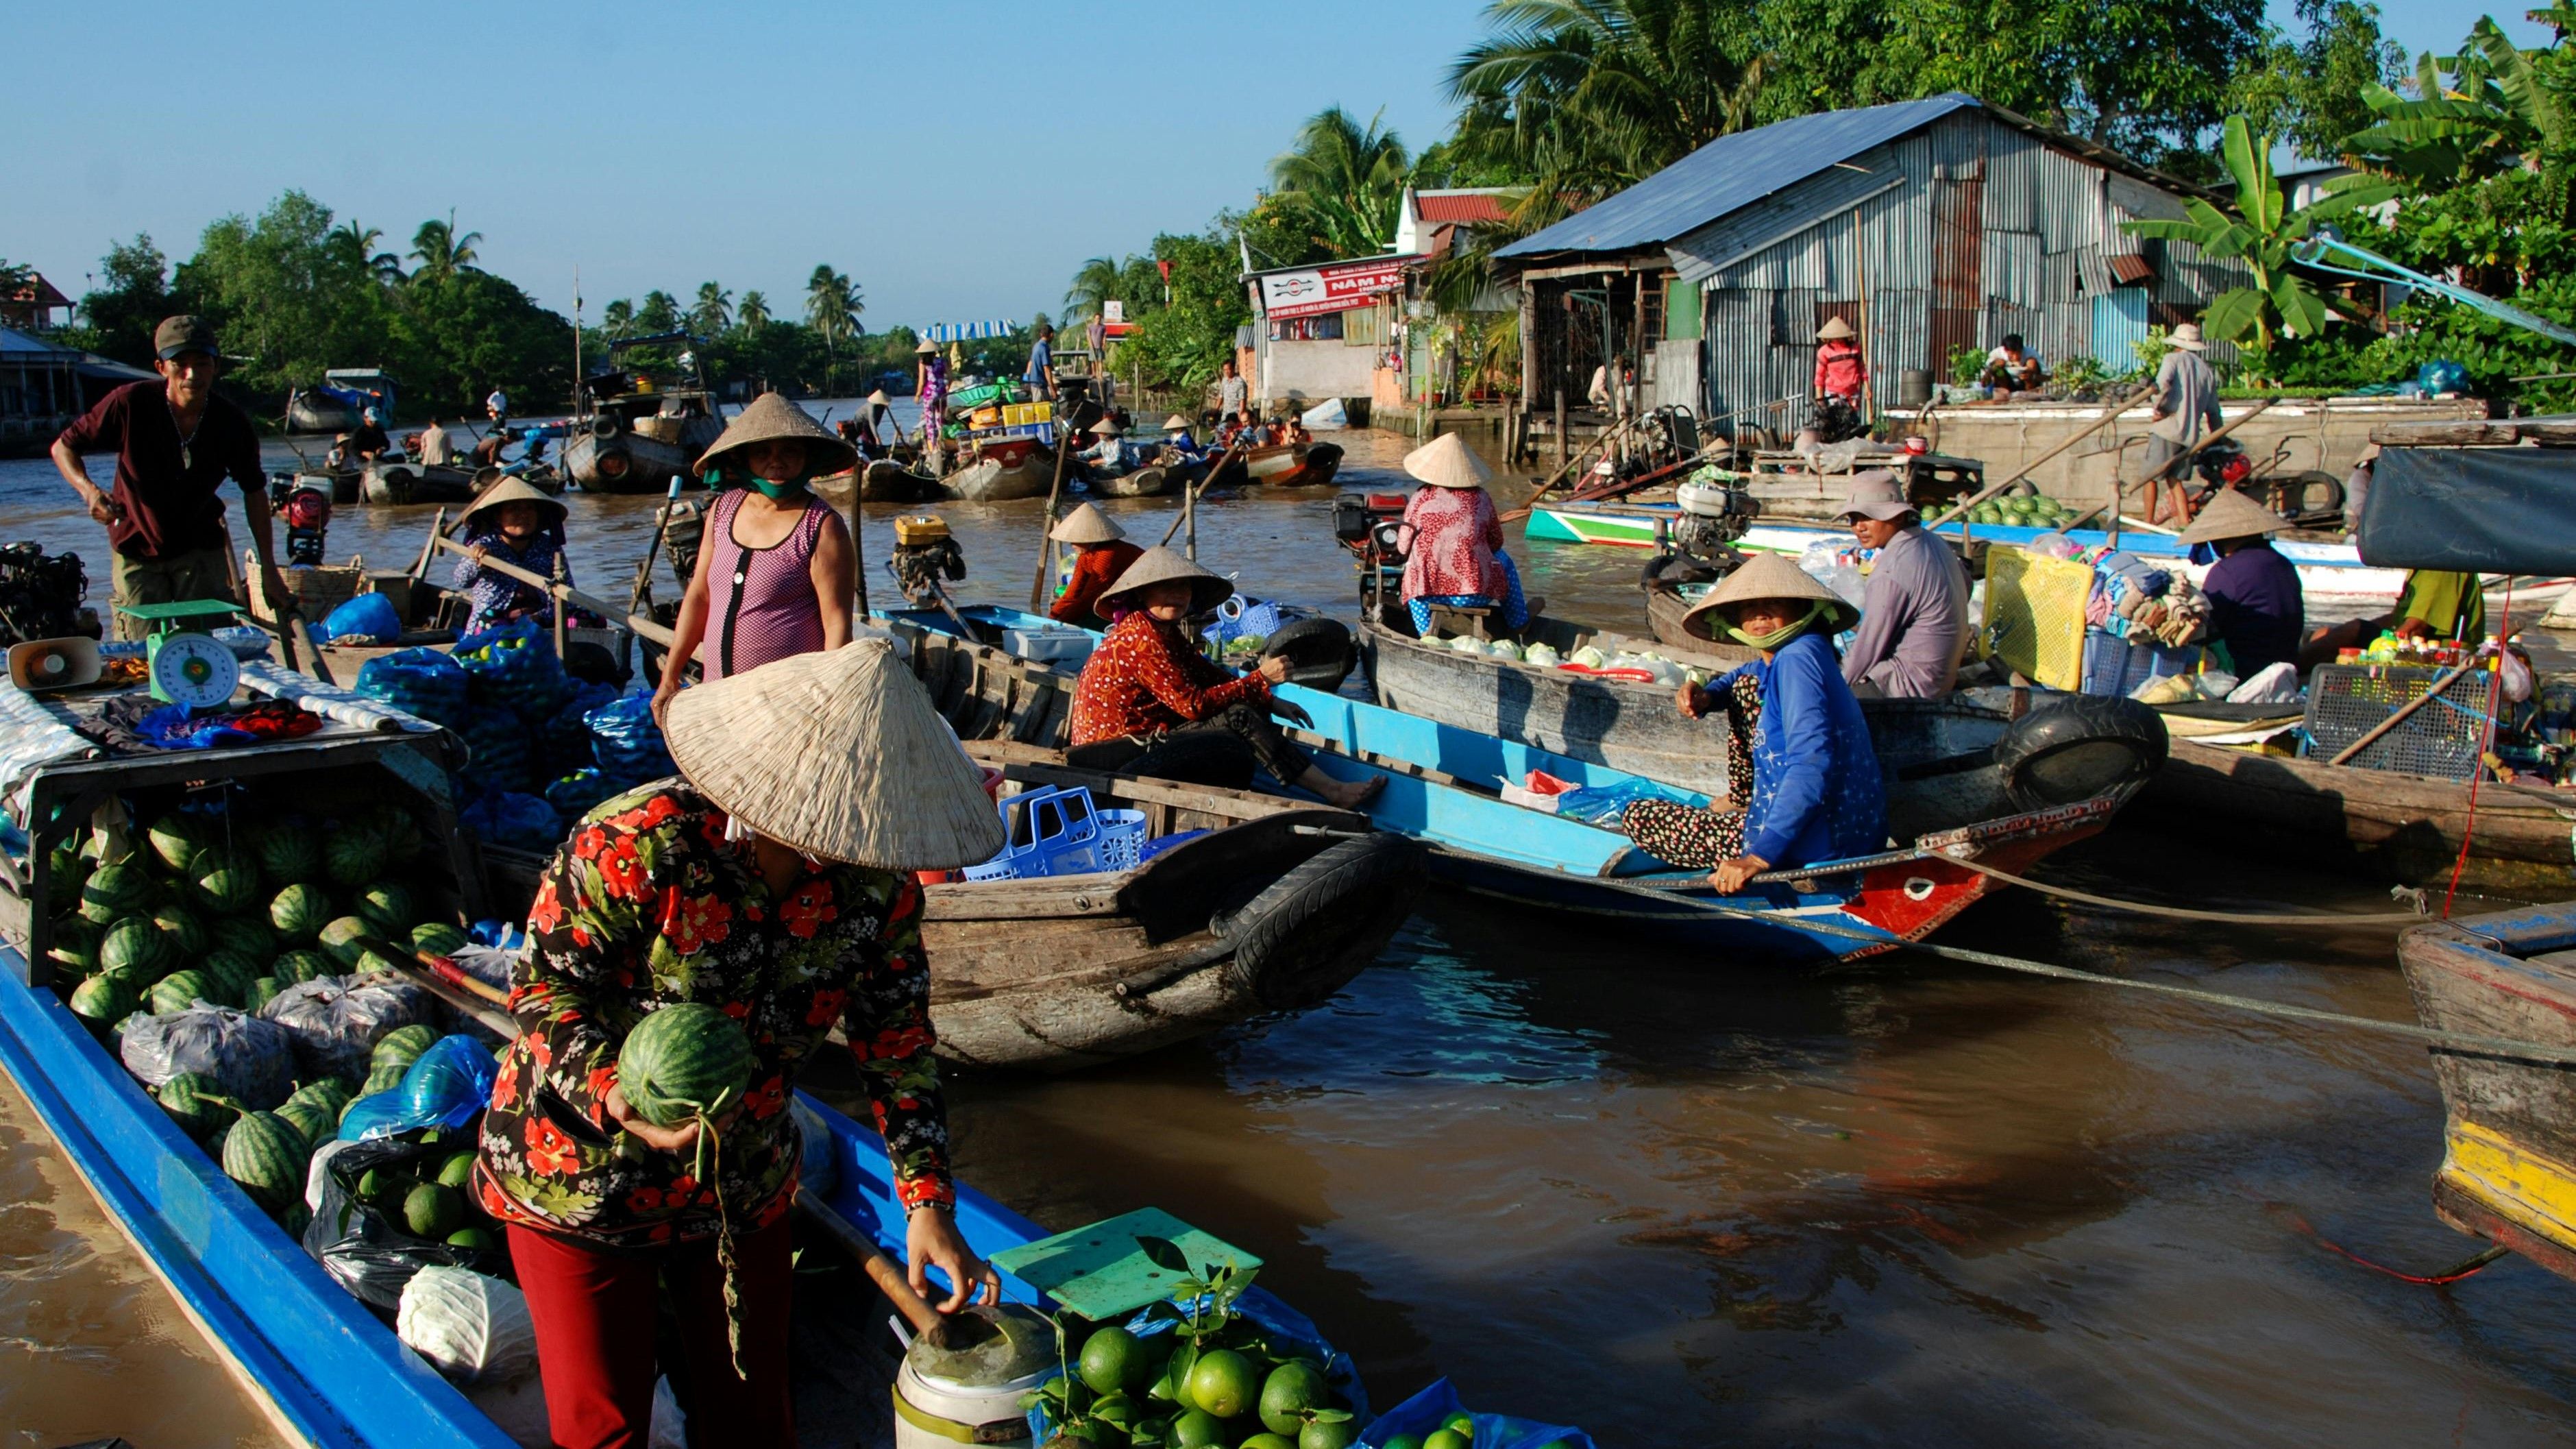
{"left": 1726, "top": 599, "right": 1831, "bottom": 649}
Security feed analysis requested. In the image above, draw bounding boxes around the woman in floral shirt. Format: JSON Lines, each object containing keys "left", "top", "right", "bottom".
{"left": 1064, "top": 546, "right": 1382, "bottom": 810}
{"left": 476, "top": 641, "right": 1007, "bottom": 1449}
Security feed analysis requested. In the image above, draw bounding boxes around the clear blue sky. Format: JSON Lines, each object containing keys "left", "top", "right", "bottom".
{"left": 5, "top": 0, "right": 2550, "bottom": 332}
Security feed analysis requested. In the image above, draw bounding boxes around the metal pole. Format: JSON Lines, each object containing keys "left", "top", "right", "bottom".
{"left": 1852, "top": 212, "right": 1874, "bottom": 427}
{"left": 1554, "top": 387, "right": 1567, "bottom": 470}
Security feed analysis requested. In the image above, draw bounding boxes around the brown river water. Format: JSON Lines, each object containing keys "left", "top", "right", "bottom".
{"left": 5, "top": 417, "right": 2576, "bottom": 1444}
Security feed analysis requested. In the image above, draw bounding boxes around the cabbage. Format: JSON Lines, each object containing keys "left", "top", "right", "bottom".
{"left": 1449, "top": 634, "right": 1486, "bottom": 653}
{"left": 1570, "top": 646, "right": 1608, "bottom": 668}
{"left": 1487, "top": 639, "right": 1523, "bottom": 660}
{"left": 1524, "top": 644, "right": 1562, "bottom": 667}
{"left": 398, "top": 1267, "right": 539, "bottom": 1386}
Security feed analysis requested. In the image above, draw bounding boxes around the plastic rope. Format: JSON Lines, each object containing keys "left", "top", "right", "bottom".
{"left": 2446, "top": 579, "right": 2512, "bottom": 920}
{"left": 1943, "top": 859, "right": 2431, "bottom": 926}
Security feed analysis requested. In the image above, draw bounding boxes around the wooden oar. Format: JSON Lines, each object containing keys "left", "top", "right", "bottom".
{"left": 628, "top": 472, "right": 691, "bottom": 616}
{"left": 428, "top": 535, "right": 675, "bottom": 647}
{"left": 1027, "top": 427, "right": 1078, "bottom": 611}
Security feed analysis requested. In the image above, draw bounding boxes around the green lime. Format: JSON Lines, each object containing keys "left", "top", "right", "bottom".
{"left": 403, "top": 1181, "right": 463, "bottom": 1239}
{"left": 446, "top": 1226, "right": 499, "bottom": 1250}
{"left": 1299, "top": 1421, "right": 1358, "bottom": 1449}
{"left": 1081, "top": 1327, "right": 1144, "bottom": 1394}
{"left": 1380, "top": 1437, "right": 1426, "bottom": 1449}
{"left": 1172, "top": 1409, "right": 1228, "bottom": 1448}
{"left": 1243, "top": 1436, "right": 1298, "bottom": 1449}
{"left": 1441, "top": 1415, "right": 1473, "bottom": 1437}
{"left": 1188, "top": 1350, "right": 1260, "bottom": 1420}
{"left": 1258, "top": 1361, "right": 1329, "bottom": 1435}
{"left": 436, "top": 1149, "right": 476, "bottom": 1189}
{"left": 1424, "top": 1430, "right": 1471, "bottom": 1449}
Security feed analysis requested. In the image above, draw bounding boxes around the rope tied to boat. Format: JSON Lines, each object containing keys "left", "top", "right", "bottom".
{"left": 1941, "top": 858, "right": 2434, "bottom": 925}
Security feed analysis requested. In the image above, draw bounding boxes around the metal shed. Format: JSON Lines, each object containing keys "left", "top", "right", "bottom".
{"left": 1498, "top": 94, "right": 2248, "bottom": 441}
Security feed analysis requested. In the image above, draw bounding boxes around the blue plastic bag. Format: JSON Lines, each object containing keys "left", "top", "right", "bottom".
{"left": 461, "top": 790, "right": 563, "bottom": 853}
{"left": 1026, "top": 1287, "right": 1367, "bottom": 1446}
{"left": 453, "top": 617, "right": 572, "bottom": 721}
{"left": 355, "top": 648, "right": 471, "bottom": 727}
{"left": 337, "top": 1035, "right": 500, "bottom": 1141}
{"left": 321, "top": 591, "right": 402, "bottom": 644}
{"left": 543, "top": 767, "right": 625, "bottom": 825}
{"left": 1358, "top": 1378, "right": 1593, "bottom": 1449}
{"left": 469, "top": 918, "right": 526, "bottom": 951}
{"left": 1552, "top": 777, "right": 1707, "bottom": 827}
{"left": 2418, "top": 358, "right": 2469, "bottom": 396}
{"left": 585, "top": 691, "right": 676, "bottom": 785}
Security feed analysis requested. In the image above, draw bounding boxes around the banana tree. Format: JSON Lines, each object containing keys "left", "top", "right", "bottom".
{"left": 2122, "top": 115, "right": 2403, "bottom": 354}
{"left": 2344, "top": 18, "right": 2566, "bottom": 186}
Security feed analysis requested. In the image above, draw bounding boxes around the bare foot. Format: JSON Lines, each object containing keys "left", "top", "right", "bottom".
{"left": 1323, "top": 775, "right": 1386, "bottom": 810}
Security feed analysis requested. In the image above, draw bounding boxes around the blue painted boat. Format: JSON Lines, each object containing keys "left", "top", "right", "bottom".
{"left": 883, "top": 609, "right": 2126, "bottom": 960}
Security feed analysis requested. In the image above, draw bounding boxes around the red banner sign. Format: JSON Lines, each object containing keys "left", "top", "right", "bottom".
{"left": 1259, "top": 256, "right": 1412, "bottom": 320}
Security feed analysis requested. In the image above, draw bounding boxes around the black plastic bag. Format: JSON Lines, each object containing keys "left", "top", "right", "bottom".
{"left": 303, "top": 1132, "right": 511, "bottom": 1312}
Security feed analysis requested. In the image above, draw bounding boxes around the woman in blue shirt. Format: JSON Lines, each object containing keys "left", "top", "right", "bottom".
{"left": 1621, "top": 554, "right": 1886, "bottom": 892}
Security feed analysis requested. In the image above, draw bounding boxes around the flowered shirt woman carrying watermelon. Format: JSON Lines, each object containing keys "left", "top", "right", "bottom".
{"left": 474, "top": 641, "right": 1007, "bottom": 1449}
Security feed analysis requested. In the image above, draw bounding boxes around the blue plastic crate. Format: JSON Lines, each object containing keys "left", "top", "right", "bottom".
{"left": 2081, "top": 630, "right": 2204, "bottom": 696}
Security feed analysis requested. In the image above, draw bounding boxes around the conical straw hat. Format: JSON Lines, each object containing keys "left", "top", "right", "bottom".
{"left": 695, "top": 391, "right": 859, "bottom": 478}
{"left": 1050, "top": 502, "right": 1125, "bottom": 544}
{"left": 1090, "top": 418, "right": 1122, "bottom": 436}
{"left": 868, "top": 389, "right": 891, "bottom": 406}
{"left": 1162, "top": 415, "right": 1192, "bottom": 431}
{"left": 461, "top": 474, "right": 566, "bottom": 527}
{"left": 1681, "top": 552, "right": 1861, "bottom": 638}
{"left": 1403, "top": 432, "right": 1493, "bottom": 490}
{"left": 1817, "top": 316, "right": 1856, "bottom": 341}
{"left": 916, "top": 339, "right": 938, "bottom": 354}
{"left": 1100, "top": 545, "right": 1231, "bottom": 614}
{"left": 2176, "top": 487, "right": 2285, "bottom": 546}
{"left": 663, "top": 641, "right": 1005, "bottom": 870}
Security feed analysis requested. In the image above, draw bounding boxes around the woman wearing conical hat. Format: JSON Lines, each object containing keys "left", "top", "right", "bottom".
{"left": 450, "top": 474, "right": 573, "bottom": 633}
{"left": 2180, "top": 489, "right": 2303, "bottom": 680}
{"left": 1397, "top": 433, "right": 1529, "bottom": 635}
{"left": 478, "top": 642, "right": 1004, "bottom": 1449}
{"left": 1046, "top": 503, "right": 1144, "bottom": 628}
{"left": 1067, "top": 547, "right": 1384, "bottom": 810}
{"left": 651, "top": 393, "right": 860, "bottom": 725}
{"left": 1620, "top": 554, "right": 1885, "bottom": 893}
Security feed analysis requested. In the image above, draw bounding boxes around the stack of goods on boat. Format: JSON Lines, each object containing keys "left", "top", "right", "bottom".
{"left": 940, "top": 375, "right": 1059, "bottom": 502}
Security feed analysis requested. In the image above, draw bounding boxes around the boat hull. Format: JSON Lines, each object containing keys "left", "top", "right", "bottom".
{"left": 360, "top": 461, "right": 480, "bottom": 506}
{"left": 1244, "top": 442, "right": 1343, "bottom": 488}
{"left": 1092, "top": 465, "right": 1172, "bottom": 498}
{"left": 564, "top": 428, "right": 697, "bottom": 494}
{"left": 946, "top": 455, "right": 1052, "bottom": 502}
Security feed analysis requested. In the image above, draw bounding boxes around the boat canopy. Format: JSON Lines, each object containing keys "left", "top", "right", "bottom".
{"left": 2358, "top": 442, "right": 2576, "bottom": 576}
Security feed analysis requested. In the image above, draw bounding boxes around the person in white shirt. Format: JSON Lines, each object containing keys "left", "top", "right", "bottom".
{"left": 484, "top": 387, "right": 509, "bottom": 426}
{"left": 419, "top": 417, "right": 454, "bottom": 466}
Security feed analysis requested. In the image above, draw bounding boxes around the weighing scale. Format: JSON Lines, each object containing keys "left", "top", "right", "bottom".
{"left": 117, "top": 598, "right": 244, "bottom": 707}
{"left": 988, "top": 1207, "right": 1260, "bottom": 1319}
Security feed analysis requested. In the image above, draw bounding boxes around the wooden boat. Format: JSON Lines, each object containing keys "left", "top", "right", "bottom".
{"left": 2396, "top": 903, "right": 2576, "bottom": 1281}
{"left": 360, "top": 461, "right": 480, "bottom": 506}
{"left": 563, "top": 422, "right": 700, "bottom": 494}
{"left": 861, "top": 457, "right": 942, "bottom": 501}
{"left": 1359, "top": 614, "right": 2166, "bottom": 840}
{"left": 944, "top": 452, "right": 1053, "bottom": 502}
{"left": 1092, "top": 464, "right": 1173, "bottom": 498}
{"left": 1242, "top": 441, "right": 1344, "bottom": 489}
{"left": 2131, "top": 733, "right": 2576, "bottom": 890}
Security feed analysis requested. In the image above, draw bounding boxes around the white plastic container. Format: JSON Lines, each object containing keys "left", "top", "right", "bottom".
{"left": 892, "top": 1350, "right": 1044, "bottom": 1449}
{"left": 1002, "top": 624, "right": 1096, "bottom": 668}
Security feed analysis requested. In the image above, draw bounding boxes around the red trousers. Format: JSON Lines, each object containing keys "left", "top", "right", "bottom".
{"left": 507, "top": 1219, "right": 795, "bottom": 1449}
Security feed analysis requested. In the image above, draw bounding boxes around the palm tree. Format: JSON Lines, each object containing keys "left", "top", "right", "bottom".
{"left": 1447, "top": 0, "right": 1769, "bottom": 195}
{"left": 637, "top": 291, "right": 681, "bottom": 333}
{"left": 737, "top": 290, "right": 771, "bottom": 332}
{"left": 691, "top": 281, "right": 733, "bottom": 334}
{"left": 408, "top": 212, "right": 482, "bottom": 282}
{"left": 805, "top": 265, "right": 863, "bottom": 383}
{"left": 1268, "top": 107, "right": 1412, "bottom": 257}
{"left": 330, "top": 221, "right": 404, "bottom": 284}
{"left": 602, "top": 298, "right": 635, "bottom": 337}
{"left": 1062, "top": 256, "right": 1124, "bottom": 324}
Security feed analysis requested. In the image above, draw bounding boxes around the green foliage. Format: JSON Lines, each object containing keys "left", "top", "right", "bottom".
{"left": 64, "top": 235, "right": 171, "bottom": 367}
{"left": 2226, "top": 0, "right": 2406, "bottom": 165}
{"left": 1116, "top": 232, "right": 1254, "bottom": 394}
{"left": 177, "top": 191, "right": 402, "bottom": 401}
{"left": 1266, "top": 106, "right": 1413, "bottom": 259}
{"left": 1944, "top": 342, "right": 1985, "bottom": 387}
{"left": 2347, "top": 19, "right": 2568, "bottom": 186}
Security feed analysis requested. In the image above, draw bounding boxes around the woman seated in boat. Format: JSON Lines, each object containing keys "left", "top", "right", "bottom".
{"left": 1162, "top": 414, "right": 1209, "bottom": 461}
{"left": 1620, "top": 554, "right": 1887, "bottom": 893}
{"left": 1048, "top": 502, "right": 1144, "bottom": 627}
{"left": 477, "top": 642, "right": 1001, "bottom": 1449}
{"left": 651, "top": 393, "right": 859, "bottom": 724}
{"left": 1081, "top": 417, "right": 1132, "bottom": 476}
{"left": 1279, "top": 415, "right": 1312, "bottom": 447}
{"left": 1397, "top": 433, "right": 1530, "bottom": 635}
{"left": 1068, "top": 546, "right": 1383, "bottom": 809}
{"left": 450, "top": 476, "right": 573, "bottom": 633}
{"left": 2181, "top": 489, "right": 2303, "bottom": 681}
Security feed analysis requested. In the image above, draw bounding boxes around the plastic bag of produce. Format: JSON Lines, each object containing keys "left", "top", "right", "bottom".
{"left": 322, "top": 592, "right": 402, "bottom": 645}
{"left": 453, "top": 618, "right": 571, "bottom": 722}
{"left": 262, "top": 975, "right": 441, "bottom": 1084}
{"left": 398, "top": 1266, "right": 537, "bottom": 1386}
{"left": 303, "top": 1132, "right": 511, "bottom": 1308}
{"left": 1551, "top": 777, "right": 1708, "bottom": 829}
{"left": 355, "top": 648, "right": 471, "bottom": 729}
{"left": 1360, "top": 1377, "right": 1595, "bottom": 1449}
{"left": 585, "top": 692, "right": 676, "bottom": 785}
{"left": 119, "top": 1004, "right": 297, "bottom": 1109}
{"left": 462, "top": 790, "right": 565, "bottom": 854}
{"left": 543, "top": 767, "right": 624, "bottom": 826}
{"left": 540, "top": 681, "right": 619, "bottom": 772}
{"left": 339, "top": 1036, "right": 501, "bottom": 1142}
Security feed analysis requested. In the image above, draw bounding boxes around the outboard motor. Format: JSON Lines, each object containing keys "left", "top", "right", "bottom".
{"left": 280, "top": 484, "right": 333, "bottom": 567}
{"left": 0, "top": 542, "right": 95, "bottom": 645}
{"left": 887, "top": 514, "right": 968, "bottom": 608}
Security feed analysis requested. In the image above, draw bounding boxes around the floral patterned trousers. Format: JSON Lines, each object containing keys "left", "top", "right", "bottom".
{"left": 1620, "top": 672, "right": 1762, "bottom": 869}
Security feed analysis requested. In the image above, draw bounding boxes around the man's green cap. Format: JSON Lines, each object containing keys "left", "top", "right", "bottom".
{"left": 154, "top": 315, "right": 221, "bottom": 361}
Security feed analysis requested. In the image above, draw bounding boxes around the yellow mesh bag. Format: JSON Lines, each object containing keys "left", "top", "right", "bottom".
{"left": 1982, "top": 546, "right": 2091, "bottom": 691}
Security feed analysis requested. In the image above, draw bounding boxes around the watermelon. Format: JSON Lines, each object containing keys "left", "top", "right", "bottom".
{"left": 147, "top": 814, "right": 206, "bottom": 874}
{"left": 47, "top": 917, "right": 101, "bottom": 977}
{"left": 150, "top": 969, "right": 223, "bottom": 1014}
{"left": 243, "top": 976, "right": 283, "bottom": 1014}
{"left": 276, "top": 1094, "right": 335, "bottom": 1145}
{"left": 289, "top": 1077, "right": 355, "bottom": 1122}
{"left": 272, "top": 949, "right": 332, "bottom": 985}
{"left": 270, "top": 884, "right": 332, "bottom": 943}
{"left": 209, "top": 914, "right": 276, "bottom": 961}
{"left": 410, "top": 922, "right": 469, "bottom": 958}
{"left": 193, "top": 863, "right": 260, "bottom": 916}
{"left": 354, "top": 883, "right": 415, "bottom": 939}
{"left": 350, "top": 947, "right": 402, "bottom": 979}
{"left": 257, "top": 825, "right": 323, "bottom": 886}
{"left": 374, "top": 1023, "right": 439, "bottom": 1073}
{"left": 47, "top": 844, "right": 89, "bottom": 903}
{"left": 79, "top": 863, "right": 154, "bottom": 924}
{"left": 363, "top": 1060, "right": 408, "bottom": 1096}
{"left": 158, "top": 1071, "right": 236, "bottom": 1140}
{"left": 616, "top": 1003, "right": 754, "bottom": 1129}
{"left": 151, "top": 903, "right": 208, "bottom": 958}
{"left": 324, "top": 831, "right": 387, "bottom": 888}
{"left": 201, "top": 949, "right": 262, "bottom": 999}
{"left": 318, "top": 916, "right": 373, "bottom": 967}
{"left": 68, "top": 972, "right": 137, "bottom": 1027}
{"left": 98, "top": 916, "right": 173, "bottom": 979}
{"left": 221, "top": 1111, "right": 312, "bottom": 1213}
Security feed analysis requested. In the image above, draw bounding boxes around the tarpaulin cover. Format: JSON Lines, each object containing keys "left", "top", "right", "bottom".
{"left": 2357, "top": 446, "right": 2576, "bottom": 576}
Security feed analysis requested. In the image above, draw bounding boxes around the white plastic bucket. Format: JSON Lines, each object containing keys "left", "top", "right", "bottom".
{"left": 891, "top": 1355, "right": 1041, "bottom": 1448}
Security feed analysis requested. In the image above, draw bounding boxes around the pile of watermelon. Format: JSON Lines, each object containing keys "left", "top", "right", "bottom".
{"left": 43, "top": 796, "right": 479, "bottom": 1228}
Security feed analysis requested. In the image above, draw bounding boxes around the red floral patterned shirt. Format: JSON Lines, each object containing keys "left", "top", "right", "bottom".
{"left": 1068, "top": 612, "right": 1269, "bottom": 746}
{"left": 474, "top": 782, "right": 953, "bottom": 1249}
{"left": 1397, "top": 485, "right": 1507, "bottom": 603}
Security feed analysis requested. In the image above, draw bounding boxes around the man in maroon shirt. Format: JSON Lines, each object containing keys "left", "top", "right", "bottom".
{"left": 50, "top": 315, "right": 288, "bottom": 640}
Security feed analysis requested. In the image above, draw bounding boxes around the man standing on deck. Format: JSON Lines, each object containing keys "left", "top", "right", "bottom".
{"left": 1836, "top": 472, "right": 1970, "bottom": 698}
{"left": 2144, "top": 322, "right": 2223, "bottom": 526}
{"left": 1217, "top": 357, "right": 1247, "bottom": 423}
{"left": 1024, "top": 324, "right": 1057, "bottom": 400}
{"left": 51, "top": 315, "right": 289, "bottom": 640}
{"left": 419, "top": 415, "right": 455, "bottom": 466}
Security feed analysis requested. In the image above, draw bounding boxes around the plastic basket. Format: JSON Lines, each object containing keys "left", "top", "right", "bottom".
{"left": 2301, "top": 662, "right": 2493, "bottom": 779}
{"left": 961, "top": 786, "right": 1148, "bottom": 881}
{"left": 2080, "top": 630, "right": 2203, "bottom": 696}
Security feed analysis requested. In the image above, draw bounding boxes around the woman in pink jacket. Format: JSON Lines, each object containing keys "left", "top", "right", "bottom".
{"left": 1396, "top": 434, "right": 1528, "bottom": 634}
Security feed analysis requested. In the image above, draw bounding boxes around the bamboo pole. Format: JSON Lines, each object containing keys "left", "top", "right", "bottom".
{"left": 1159, "top": 437, "right": 1247, "bottom": 548}
{"left": 1028, "top": 427, "right": 1077, "bottom": 611}
{"left": 1926, "top": 385, "right": 2157, "bottom": 528}
{"left": 1500, "top": 416, "right": 1634, "bottom": 524}
{"left": 429, "top": 535, "right": 674, "bottom": 646}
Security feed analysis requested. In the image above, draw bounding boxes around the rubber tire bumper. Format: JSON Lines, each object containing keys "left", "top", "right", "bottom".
{"left": 1993, "top": 694, "right": 2169, "bottom": 810}
{"left": 1264, "top": 616, "right": 1358, "bottom": 692}
{"left": 1216, "top": 833, "right": 1426, "bottom": 1010}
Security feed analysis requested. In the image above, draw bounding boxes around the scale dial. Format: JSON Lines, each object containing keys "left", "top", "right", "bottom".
{"left": 150, "top": 633, "right": 241, "bottom": 708}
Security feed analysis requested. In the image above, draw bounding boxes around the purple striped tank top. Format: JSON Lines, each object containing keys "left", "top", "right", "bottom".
{"left": 702, "top": 487, "right": 830, "bottom": 680}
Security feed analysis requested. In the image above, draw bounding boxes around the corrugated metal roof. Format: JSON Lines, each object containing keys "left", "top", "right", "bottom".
{"left": 1416, "top": 191, "right": 1512, "bottom": 225}
{"left": 1498, "top": 93, "right": 1980, "bottom": 260}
